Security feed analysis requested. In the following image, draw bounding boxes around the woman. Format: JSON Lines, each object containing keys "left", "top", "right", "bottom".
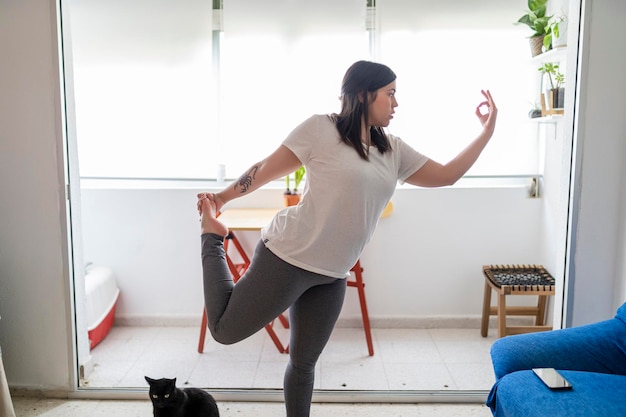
{"left": 198, "top": 60, "right": 497, "bottom": 416}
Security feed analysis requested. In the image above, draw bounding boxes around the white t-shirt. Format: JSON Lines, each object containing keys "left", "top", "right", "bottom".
{"left": 261, "top": 114, "right": 429, "bottom": 278}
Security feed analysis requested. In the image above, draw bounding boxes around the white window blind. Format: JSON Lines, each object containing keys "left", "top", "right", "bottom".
{"left": 218, "top": 0, "right": 367, "bottom": 177}
{"left": 378, "top": 0, "right": 541, "bottom": 176}
{"left": 67, "top": 0, "right": 546, "bottom": 180}
{"left": 69, "top": 0, "right": 215, "bottom": 179}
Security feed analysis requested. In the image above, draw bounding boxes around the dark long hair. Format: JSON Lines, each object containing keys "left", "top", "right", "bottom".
{"left": 333, "top": 60, "right": 396, "bottom": 160}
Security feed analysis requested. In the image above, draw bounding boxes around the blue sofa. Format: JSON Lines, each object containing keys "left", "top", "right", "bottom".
{"left": 486, "top": 302, "right": 626, "bottom": 416}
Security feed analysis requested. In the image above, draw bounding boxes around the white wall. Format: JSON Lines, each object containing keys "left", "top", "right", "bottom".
{"left": 79, "top": 183, "right": 542, "bottom": 325}
{"left": 1, "top": 0, "right": 625, "bottom": 393}
{"left": 0, "top": 0, "right": 74, "bottom": 390}
{"left": 566, "top": 0, "right": 626, "bottom": 326}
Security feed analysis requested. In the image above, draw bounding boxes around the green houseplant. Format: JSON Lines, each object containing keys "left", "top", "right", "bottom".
{"left": 284, "top": 166, "right": 305, "bottom": 206}
{"left": 516, "top": 0, "right": 553, "bottom": 56}
{"left": 545, "top": 14, "right": 568, "bottom": 49}
{"left": 538, "top": 62, "right": 565, "bottom": 109}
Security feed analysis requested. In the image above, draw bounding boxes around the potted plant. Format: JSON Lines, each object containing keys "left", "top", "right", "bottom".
{"left": 284, "top": 166, "right": 305, "bottom": 206}
{"left": 516, "top": 0, "right": 553, "bottom": 56}
{"left": 538, "top": 62, "right": 565, "bottom": 110}
{"left": 545, "top": 14, "right": 568, "bottom": 49}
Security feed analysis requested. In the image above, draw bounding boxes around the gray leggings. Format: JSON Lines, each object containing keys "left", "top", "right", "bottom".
{"left": 201, "top": 233, "right": 347, "bottom": 417}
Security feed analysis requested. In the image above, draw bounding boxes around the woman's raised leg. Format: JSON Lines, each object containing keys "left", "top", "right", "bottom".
{"left": 199, "top": 194, "right": 237, "bottom": 344}
{"left": 199, "top": 194, "right": 330, "bottom": 346}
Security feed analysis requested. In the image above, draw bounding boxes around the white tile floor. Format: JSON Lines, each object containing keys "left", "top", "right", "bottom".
{"left": 6, "top": 326, "right": 497, "bottom": 416}
{"left": 83, "top": 325, "right": 497, "bottom": 393}
{"left": 11, "top": 396, "right": 494, "bottom": 417}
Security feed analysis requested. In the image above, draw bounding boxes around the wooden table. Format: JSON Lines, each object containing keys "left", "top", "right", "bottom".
{"left": 217, "top": 208, "right": 281, "bottom": 231}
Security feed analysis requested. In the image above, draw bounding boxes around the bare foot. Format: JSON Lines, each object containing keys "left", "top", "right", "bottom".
{"left": 198, "top": 194, "right": 229, "bottom": 237}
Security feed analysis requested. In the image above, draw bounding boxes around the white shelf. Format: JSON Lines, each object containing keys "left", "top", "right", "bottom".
{"left": 528, "top": 115, "right": 563, "bottom": 123}
{"left": 531, "top": 47, "right": 567, "bottom": 64}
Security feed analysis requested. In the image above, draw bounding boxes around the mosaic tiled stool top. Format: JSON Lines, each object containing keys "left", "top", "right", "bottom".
{"left": 483, "top": 264, "right": 555, "bottom": 290}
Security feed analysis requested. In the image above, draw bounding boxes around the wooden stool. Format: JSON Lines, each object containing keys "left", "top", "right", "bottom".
{"left": 481, "top": 264, "right": 555, "bottom": 338}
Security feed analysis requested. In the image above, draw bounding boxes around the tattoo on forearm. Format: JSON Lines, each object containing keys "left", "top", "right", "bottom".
{"left": 234, "top": 166, "right": 259, "bottom": 193}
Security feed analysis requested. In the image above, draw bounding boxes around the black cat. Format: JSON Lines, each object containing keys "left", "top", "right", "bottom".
{"left": 145, "top": 376, "right": 220, "bottom": 417}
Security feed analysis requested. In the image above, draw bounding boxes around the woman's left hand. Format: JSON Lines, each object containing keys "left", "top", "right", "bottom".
{"left": 475, "top": 89, "right": 498, "bottom": 135}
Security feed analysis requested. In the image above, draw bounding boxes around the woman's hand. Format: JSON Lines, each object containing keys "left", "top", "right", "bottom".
{"left": 475, "top": 89, "right": 498, "bottom": 135}
{"left": 196, "top": 192, "right": 224, "bottom": 216}
{"left": 405, "top": 90, "right": 498, "bottom": 188}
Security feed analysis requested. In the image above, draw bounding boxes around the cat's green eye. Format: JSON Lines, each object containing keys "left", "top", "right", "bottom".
{"left": 164, "top": 394, "right": 170, "bottom": 398}
{"left": 152, "top": 394, "right": 158, "bottom": 399}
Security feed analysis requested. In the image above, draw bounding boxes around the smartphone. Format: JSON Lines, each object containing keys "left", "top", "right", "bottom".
{"left": 532, "top": 368, "right": 573, "bottom": 390}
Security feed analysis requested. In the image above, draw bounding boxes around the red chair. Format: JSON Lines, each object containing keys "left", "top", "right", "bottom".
{"left": 346, "top": 260, "right": 374, "bottom": 356}
{"left": 197, "top": 201, "right": 394, "bottom": 357}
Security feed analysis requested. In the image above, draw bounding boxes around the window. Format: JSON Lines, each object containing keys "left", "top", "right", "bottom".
{"left": 378, "top": 0, "right": 540, "bottom": 176}
{"left": 69, "top": 0, "right": 216, "bottom": 179}
{"left": 67, "top": 0, "right": 539, "bottom": 180}
{"left": 218, "top": 0, "right": 367, "bottom": 177}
